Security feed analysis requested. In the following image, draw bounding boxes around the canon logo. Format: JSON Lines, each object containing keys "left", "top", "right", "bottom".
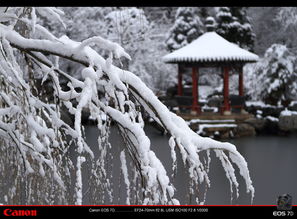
{"left": 3, "top": 209, "right": 37, "bottom": 216}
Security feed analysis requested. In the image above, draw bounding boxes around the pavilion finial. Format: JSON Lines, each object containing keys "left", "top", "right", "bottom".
{"left": 205, "top": 16, "right": 216, "bottom": 32}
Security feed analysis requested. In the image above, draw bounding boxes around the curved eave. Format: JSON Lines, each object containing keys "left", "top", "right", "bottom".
{"left": 163, "top": 56, "right": 259, "bottom": 64}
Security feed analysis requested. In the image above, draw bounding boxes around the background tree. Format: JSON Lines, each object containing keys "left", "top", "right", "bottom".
{"left": 105, "top": 7, "right": 150, "bottom": 70}
{"left": 165, "top": 7, "right": 204, "bottom": 52}
{"left": 104, "top": 7, "right": 175, "bottom": 92}
{"left": 141, "top": 7, "right": 178, "bottom": 25}
{"left": 128, "top": 36, "right": 177, "bottom": 93}
{"left": 215, "top": 7, "right": 255, "bottom": 51}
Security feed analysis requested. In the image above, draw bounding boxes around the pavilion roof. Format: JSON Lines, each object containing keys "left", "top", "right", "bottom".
{"left": 163, "top": 32, "right": 259, "bottom": 64}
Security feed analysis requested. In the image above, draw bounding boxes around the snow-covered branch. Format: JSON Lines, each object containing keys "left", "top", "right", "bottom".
{"left": 0, "top": 7, "right": 254, "bottom": 205}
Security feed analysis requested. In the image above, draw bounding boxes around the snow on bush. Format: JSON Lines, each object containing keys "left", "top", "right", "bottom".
{"left": 0, "top": 7, "right": 254, "bottom": 205}
{"left": 245, "top": 44, "right": 297, "bottom": 105}
{"left": 280, "top": 108, "right": 297, "bottom": 116}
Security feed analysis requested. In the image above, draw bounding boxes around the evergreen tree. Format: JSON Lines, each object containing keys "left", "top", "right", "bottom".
{"left": 231, "top": 7, "right": 255, "bottom": 51}
{"left": 165, "top": 7, "right": 204, "bottom": 51}
{"left": 199, "top": 7, "right": 209, "bottom": 19}
{"left": 216, "top": 7, "right": 255, "bottom": 51}
{"left": 215, "top": 7, "right": 235, "bottom": 40}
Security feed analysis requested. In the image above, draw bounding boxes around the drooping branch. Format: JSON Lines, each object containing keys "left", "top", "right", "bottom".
{"left": 0, "top": 24, "right": 254, "bottom": 204}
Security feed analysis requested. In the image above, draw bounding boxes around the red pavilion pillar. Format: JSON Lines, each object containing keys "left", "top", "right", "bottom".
{"left": 238, "top": 65, "right": 244, "bottom": 97}
{"left": 191, "top": 66, "right": 200, "bottom": 115}
{"left": 238, "top": 65, "right": 247, "bottom": 113}
{"left": 177, "top": 64, "right": 183, "bottom": 96}
{"left": 223, "top": 66, "right": 231, "bottom": 115}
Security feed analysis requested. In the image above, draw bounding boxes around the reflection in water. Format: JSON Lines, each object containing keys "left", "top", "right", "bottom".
{"left": 83, "top": 124, "right": 297, "bottom": 205}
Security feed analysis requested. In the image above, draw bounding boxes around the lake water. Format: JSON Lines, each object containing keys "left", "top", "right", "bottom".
{"left": 83, "top": 124, "right": 297, "bottom": 205}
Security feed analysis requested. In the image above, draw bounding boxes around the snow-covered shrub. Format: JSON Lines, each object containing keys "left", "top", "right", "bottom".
{"left": 245, "top": 44, "right": 297, "bottom": 105}
{"left": 0, "top": 7, "right": 254, "bottom": 205}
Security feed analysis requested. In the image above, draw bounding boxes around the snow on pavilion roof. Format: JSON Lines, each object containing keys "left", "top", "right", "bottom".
{"left": 163, "top": 32, "right": 259, "bottom": 63}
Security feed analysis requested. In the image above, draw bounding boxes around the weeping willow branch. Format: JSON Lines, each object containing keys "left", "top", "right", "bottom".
{"left": 0, "top": 17, "right": 254, "bottom": 205}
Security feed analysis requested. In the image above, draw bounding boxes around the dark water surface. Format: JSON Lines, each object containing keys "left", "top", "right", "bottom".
{"left": 83, "top": 124, "right": 297, "bottom": 205}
